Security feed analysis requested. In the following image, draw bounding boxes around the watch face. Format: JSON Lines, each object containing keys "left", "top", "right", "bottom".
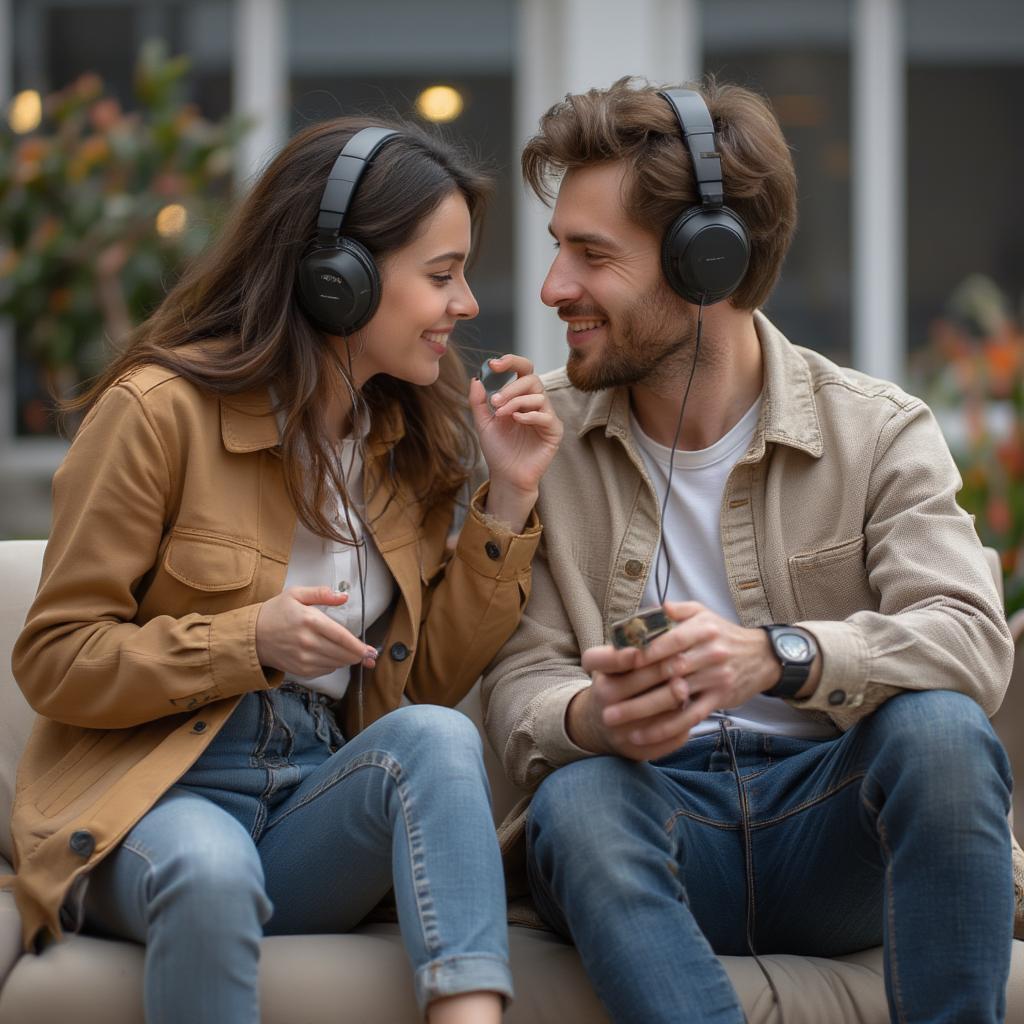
{"left": 777, "top": 633, "right": 810, "bottom": 662}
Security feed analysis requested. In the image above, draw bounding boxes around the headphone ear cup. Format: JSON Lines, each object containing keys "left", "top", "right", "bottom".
{"left": 661, "top": 206, "right": 751, "bottom": 305}
{"left": 296, "top": 238, "right": 382, "bottom": 335}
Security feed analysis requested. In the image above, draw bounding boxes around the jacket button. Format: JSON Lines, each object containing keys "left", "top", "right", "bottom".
{"left": 484, "top": 540, "right": 501, "bottom": 561}
{"left": 192, "top": 720, "right": 207, "bottom": 734}
{"left": 828, "top": 689, "right": 847, "bottom": 706}
{"left": 390, "top": 642, "right": 409, "bottom": 662}
{"left": 69, "top": 830, "right": 95, "bottom": 859}
{"left": 624, "top": 559, "right": 644, "bottom": 578}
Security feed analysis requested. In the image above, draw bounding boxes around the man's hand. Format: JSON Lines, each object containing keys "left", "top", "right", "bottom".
{"left": 567, "top": 641, "right": 692, "bottom": 760}
{"left": 567, "top": 601, "right": 818, "bottom": 761}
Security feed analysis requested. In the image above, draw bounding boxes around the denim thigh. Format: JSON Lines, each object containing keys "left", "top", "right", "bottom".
{"left": 660, "top": 691, "right": 1012, "bottom": 957}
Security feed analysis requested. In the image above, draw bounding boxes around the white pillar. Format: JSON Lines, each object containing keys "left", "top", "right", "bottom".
{"left": 514, "top": 0, "right": 562, "bottom": 374}
{"left": 515, "top": 0, "right": 701, "bottom": 373}
{"left": 233, "top": 0, "right": 287, "bottom": 186}
{"left": 0, "top": 0, "right": 13, "bottom": 444}
{"left": 0, "top": 0, "right": 10, "bottom": 107}
{"left": 852, "top": 0, "right": 905, "bottom": 383}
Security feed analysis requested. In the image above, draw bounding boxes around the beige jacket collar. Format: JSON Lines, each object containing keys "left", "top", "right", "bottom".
{"left": 576, "top": 311, "right": 824, "bottom": 460}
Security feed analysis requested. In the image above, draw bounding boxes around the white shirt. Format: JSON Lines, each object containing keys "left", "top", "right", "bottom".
{"left": 632, "top": 398, "right": 838, "bottom": 741}
{"left": 280, "top": 435, "right": 395, "bottom": 700}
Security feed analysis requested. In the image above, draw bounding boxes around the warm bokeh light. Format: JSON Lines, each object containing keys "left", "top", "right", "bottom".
{"left": 415, "top": 85, "right": 464, "bottom": 123}
{"left": 155, "top": 203, "right": 188, "bottom": 237}
{"left": 8, "top": 90, "right": 42, "bottom": 134}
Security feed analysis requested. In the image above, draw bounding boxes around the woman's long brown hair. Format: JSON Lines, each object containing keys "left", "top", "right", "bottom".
{"left": 66, "top": 116, "right": 492, "bottom": 542}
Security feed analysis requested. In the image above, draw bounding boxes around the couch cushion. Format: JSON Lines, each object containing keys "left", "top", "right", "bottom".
{"left": 0, "top": 541, "right": 46, "bottom": 864}
{"left": 0, "top": 858, "right": 20, "bottom": 997}
{"left": 2, "top": 924, "right": 1022, "bottom": 1024}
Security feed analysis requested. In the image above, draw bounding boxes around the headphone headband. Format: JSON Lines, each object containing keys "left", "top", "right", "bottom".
{"left": 657, "top": 89, "right": 724, "bottom": 208}
{"left": 655, "top": 88, "right": 750, "bottom": 304}
{"left": 315, "top": 127, "right": 400, "bottom": 245}
{"left": 297, "top": 126, "right": 400, "bottom": 335}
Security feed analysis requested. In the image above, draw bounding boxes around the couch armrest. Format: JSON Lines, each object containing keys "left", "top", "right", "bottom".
{"left": 0, "top": 858, "right": 22, "bottom": 996}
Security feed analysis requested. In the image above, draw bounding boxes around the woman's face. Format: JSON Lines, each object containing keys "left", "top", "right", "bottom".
{"left": 345, "top": 191, "right": 479, "bottom": 387}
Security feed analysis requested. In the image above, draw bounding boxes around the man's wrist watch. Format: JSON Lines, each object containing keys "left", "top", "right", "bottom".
{"left": 760, "top": 624, "right": 818, "bottom": 699}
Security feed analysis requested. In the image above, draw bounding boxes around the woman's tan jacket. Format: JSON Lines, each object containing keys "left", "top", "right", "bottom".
{"left": 4, "top": 362, "right": 540, "bottom": 950}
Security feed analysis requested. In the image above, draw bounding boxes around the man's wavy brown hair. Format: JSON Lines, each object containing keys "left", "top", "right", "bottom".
{"left": 68, "top": 116, "right": 492, "bottom": 542}
{"left": 522, "top": 76, "right": 797, "bottom": 310}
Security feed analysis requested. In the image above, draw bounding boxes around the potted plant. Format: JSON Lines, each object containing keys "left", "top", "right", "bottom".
{"left": 0, "top": 41, "right": 248, "bottom": 436}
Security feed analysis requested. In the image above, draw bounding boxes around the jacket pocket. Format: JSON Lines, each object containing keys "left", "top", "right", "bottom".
{"left": 163, "top": 533, "right": 259, "bottom": 592}
{"left": 789, "top": 534, "right": 876, "bottom": 622}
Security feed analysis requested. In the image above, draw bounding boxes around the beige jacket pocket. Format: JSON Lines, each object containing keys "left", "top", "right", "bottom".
{"left": 789, "top": 534, "right": 876, "bottom": 622}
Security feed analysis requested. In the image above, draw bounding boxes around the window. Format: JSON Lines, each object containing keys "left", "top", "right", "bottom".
{"left": 703, "top": 0, "right": 852, "bottom": 362}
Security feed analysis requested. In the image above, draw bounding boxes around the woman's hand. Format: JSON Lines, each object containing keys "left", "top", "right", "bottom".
{"left": 469, "top": 354, "right": 563, "bottom": 533}
{"left": 255, "top": 586, "right": 378, "bottom": 678}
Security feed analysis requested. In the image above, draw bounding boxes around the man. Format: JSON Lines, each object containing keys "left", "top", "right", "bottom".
{"left": 482, "top": 77, "right": 1022, "bottom": 1023}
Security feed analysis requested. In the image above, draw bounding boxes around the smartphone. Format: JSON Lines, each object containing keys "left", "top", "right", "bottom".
{"left": 609, "top": 606, "right": 671, "bottom": 649}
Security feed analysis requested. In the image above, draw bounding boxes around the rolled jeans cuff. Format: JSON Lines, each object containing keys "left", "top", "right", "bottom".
{"left": 414, "top": 952, "right": 514, "bottom": 1012}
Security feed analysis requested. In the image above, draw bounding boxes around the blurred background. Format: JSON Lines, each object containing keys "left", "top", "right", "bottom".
{"left": 1, "top": 0, "right": 1022, "bottom": 618}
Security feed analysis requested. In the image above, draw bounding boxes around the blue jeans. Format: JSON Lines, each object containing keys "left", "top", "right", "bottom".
{"left": 527, "top": 690, "right": 1014, "bottom": 1024}
{"left": 81, "top": 687, "right": 512, "bottom": 1023}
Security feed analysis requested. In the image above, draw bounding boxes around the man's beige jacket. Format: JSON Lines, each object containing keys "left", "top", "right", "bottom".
{"left": 6, "top": 362, "right": 540, "bottom": 950}
{"left": 481, "top": 312, "right": 1023, "bottom": 927}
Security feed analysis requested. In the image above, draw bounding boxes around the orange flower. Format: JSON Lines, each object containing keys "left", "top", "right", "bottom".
{"left": 997, "top": 437, "right": 1024, "bottom": 477}
{"left": 74, "top": 74, "right": 103, "bottom": 101}
{"left": 984, "top": 338, "right": 1021, "bottom": 396}
{"left": 12, "top": 162, "right": 38, "bottom": 185}
{"left": 79, "top": 135, "right": 110, "bottom": 163}
{"left": 963, "top": 401, "right": 986, "bottom": 446}
{"left": 48, "top": 288, "right": 72, "bottom": 313}
{"left": 987, "top": 495, "right": 1012, "bottom": 535}
{"left": 67, "top": 135, "right": 110, "bottom": 181}
{"left": 16, "top": 138, "right": 49, "bottom": 163}
{"left": 174, "top": 104, "right": 200, "bottom": 130}
{"left": 153, "top": 172, "right": 184, "bottom": 197}
{"left": 89, "top": 98, "right": 122, "bottom": 132}
{"left": 31, "top": 217, "right": 61, "bottom": 249}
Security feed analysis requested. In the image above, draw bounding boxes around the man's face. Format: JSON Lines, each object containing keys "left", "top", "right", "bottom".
{"left": 542, "top": 161, "right": 693, "bottom": 391}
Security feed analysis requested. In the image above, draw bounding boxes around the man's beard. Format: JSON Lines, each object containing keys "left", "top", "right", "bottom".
{"left": 565, "top": 286, "right": 695, "bottom": 392}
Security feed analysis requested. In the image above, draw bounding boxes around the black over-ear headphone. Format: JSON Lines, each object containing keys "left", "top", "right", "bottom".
{"left": 658, "top": 89, "right": 750, "bottom": 305}
{"left": 296, "top": 126, "right": 401, "bottom": 335}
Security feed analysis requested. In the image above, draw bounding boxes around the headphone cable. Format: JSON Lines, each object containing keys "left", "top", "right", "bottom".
{"left": 652, "top": 296, "right": 784, "bottom": 1022}
{"left": 717, "top": 717, "right": 786, "bottom": 1022}
{"left": 336, "top": 338, "right": 370, "bottom": 734}
{"left": 653, "top": 294, "right": 704, "bottom": 606}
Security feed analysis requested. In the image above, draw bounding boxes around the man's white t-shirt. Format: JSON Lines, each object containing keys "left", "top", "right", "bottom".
{"left": 631, "top": 399, "right": 837, "bottom": 741}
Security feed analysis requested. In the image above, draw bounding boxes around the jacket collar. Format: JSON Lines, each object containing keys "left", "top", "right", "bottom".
{"left": 577, "top": 310, "right": 823, "bottom": 459}
{"left": 220, "top": 389, "right": 406, "bottom": 455}
{"left": 745, "top": 311, "right": 823, "bottom": 460}
{"left": 220, "top": 389, "right": 280, "bottom": 453}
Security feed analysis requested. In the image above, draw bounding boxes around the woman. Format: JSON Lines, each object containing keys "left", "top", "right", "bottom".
{"left": 7, "top": 116, "right": 562, "bottom": 1024}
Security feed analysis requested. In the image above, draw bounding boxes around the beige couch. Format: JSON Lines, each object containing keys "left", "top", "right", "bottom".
{"left": 1, "top": 538, "right": 1022, "bottom": 1023}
